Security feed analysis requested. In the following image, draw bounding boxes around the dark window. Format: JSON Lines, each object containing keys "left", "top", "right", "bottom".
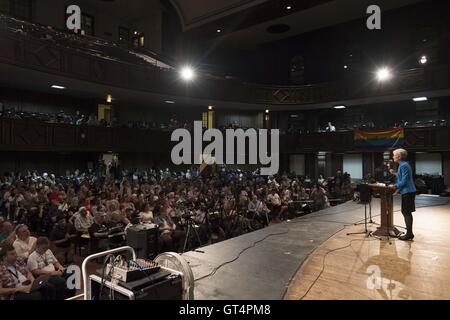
{"left": 118, "top": 26, "right": 130, "bottom": 47}
{"left": 82, "top": 13, "right": 94, "bottom": 36}
{"left": 131, "top": 31, "right": 145, "bottom": 48}
{"left": 0, "top": 0, "right": 32, "bottom": 20}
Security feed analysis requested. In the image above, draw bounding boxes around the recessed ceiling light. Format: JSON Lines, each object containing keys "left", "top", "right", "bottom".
{"left": 106, "top": 94, "right": 113, "bottom": 103}
{"left": 217, "top": 29, "right": 222, "bottom": 33}
{"left": 334, "top": 105, "right": 346, "bottom": 109}
{"left": 165, "top": 100, "right": 176, "bottom": 104}
{"left": 286, "top": 6, "right": 292, "bottom": 10}
{"left": 51, "top": 85, "right": 66, "bottom": 90}
{"left": 344, "top": 65, "right": 348, "bottom": 69}
{"left": 413, "top": 97, "right": 428, "bottom": 102}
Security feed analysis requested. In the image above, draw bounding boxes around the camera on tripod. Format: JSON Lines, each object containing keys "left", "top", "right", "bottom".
{"left": 182, "top": 212, "right": 194, "bottom": 220}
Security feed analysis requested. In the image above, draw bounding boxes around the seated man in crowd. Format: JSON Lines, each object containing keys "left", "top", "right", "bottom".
{"left": 73, "top": 207, "right": 94, "bottom": 234}
{"left": 310, "top": 184, "right": 331, "bottom": 211}
{"left": 0, "top": 220, "right": 16, "bottom": 245}
{"left": 248, "top": 195, "right": 270, "bottom": 226}
{"left": 139, "top": 203, "right": 154, "bottom": 223}
{"left": 0, "top": 244, "right": 46, "bottom": 300}
{"left": 154, "top": 207, "right": 185, "bottom": 252}
{"left": 88, "top": 212, "right": 110, "bottom": 252}
{"left": 13, "top": 224, "right": 37, "bottom": 260}
{"left": 27, "top": 237, "right": 68, "bottom": 300}
{"left": 266, "top": 189, "right": 282, "bottom": 221}
{"left": 49, "top": 216, "right": 76, "bottom": 265}
{"left": 108, "top": 212, "right": 128, "bottom": 248}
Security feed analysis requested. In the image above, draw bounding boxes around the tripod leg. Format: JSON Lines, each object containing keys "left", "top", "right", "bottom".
{"left": 193, "top": 225, "right": 202, "bottom": 247}
{"left": 365, "top": 203, "right": 368, "bottom": 234}
{"left": 182, "top": 224, "right": 191, "bottom": 253}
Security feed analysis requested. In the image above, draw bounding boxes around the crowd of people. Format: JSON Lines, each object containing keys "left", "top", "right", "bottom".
{"left": 0, "top": 107, "right": 195, "bottom": 132}
{"left": 0, "top": 164, "right": 353, "bottom": 300}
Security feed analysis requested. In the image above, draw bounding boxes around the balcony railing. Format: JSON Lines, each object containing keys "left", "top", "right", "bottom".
{"left": 0, "top": 118, "right": 448, "bottom": 154}
{"left": 1, "top": 14, "right": 449, "bottom": 107}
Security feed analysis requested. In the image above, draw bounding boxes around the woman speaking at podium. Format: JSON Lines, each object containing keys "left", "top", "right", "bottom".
{"left": 389, "top": 148, "right": 417, "bottom": 241}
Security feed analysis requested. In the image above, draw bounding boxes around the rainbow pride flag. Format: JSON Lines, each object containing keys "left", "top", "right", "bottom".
{"left": 354, "top": 128, "right": 405, "bottom": 148}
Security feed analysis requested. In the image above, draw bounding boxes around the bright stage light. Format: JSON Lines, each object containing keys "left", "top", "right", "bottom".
{"left": 376, "top": 67, "right": 392, "bottom": 82}
{"left": 419, "top": 55, "right": 428, "bottom": 64}
{"left": 180, "top": 66, "right": 195, "bottom": 81}
{"left": 413, "top": 97, "right": 428, "bottom": 102}
{"left": 51, "top": 85, "right": 66, "bottom": 90}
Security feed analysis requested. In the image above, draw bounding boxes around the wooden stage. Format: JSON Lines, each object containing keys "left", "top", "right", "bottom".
{"left": 285, "top": 201, "right": 450, "bottom": 300}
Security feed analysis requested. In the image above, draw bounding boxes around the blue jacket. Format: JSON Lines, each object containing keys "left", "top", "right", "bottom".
{"left": 396, "top": 161, "right": 417, "bottom": 195}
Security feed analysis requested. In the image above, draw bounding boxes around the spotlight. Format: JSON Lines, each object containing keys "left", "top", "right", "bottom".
{"left": 413, "top": 97, "right": 428, "bottom": 102}
{"left": 208, "top": 105, "right": 214, "bottom": 110}
{"left": 51, "top": 85, "right": 66, "bottom": 90}
{"left": 286, "top": 5, "right": 292, "bottom": 10}
{"left": 265, "top": 109, "right": 270, "bottom": 114}
{"left": 419, "top": 55, "right": 427, "bottom": 65}
{"left": 376, "top": 67, "right": 392, "bottom": 82}
{"left": 165, "top": 100, "right": 176, "bottom": 104}
{"left": 180, "top": 66, "right": 195, "bottom": 81}
{"left": 333, "top": 105, "right": 346, "bottom": 109}
{"left": 344, "top": 65, "right": 348, "bottom": 69}
{"left": 217, "top": 29, "right": 222, "bottom": 33}
{"left": 106, "top": 94, "right": 112, "bottom": 103}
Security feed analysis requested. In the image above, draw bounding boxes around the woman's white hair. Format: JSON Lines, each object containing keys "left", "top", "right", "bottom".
{"left": 393, "top": 148, "right": 408, "bottom": 160}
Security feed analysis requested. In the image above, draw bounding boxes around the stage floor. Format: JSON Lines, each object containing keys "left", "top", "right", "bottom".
{"left": 285, "top": 198, "right": 450, "bottom": 300}
{"left": 182, "top": 195, "right": 450, "bottom": 300}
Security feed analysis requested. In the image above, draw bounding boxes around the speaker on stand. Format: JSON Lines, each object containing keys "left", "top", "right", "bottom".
{"left": 126, "top": 224, "right": 159, "bottom": 259}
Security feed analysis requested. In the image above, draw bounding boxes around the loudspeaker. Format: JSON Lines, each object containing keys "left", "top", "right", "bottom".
{"left": 126, "top": 224, "right": 159, "bottom": 259}
{"left": 358, "top": 184, "right": 372, "bottom": 204}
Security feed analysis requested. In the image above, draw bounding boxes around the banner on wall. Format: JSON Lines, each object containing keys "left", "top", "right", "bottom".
{"left": 354, "top": 128, "right": 405, "bottom": 148}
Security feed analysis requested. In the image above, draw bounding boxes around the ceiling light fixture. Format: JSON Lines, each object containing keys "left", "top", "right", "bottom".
{"left": 180, "top": 66, "right": 195, "bottom": 81}
{"left": 376, "top": 67, "right": 392, "bottom": 82}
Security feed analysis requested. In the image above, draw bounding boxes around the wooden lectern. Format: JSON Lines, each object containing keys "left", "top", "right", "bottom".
{"left": 368, "top": 184, "right": 402, "bottom": 237}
